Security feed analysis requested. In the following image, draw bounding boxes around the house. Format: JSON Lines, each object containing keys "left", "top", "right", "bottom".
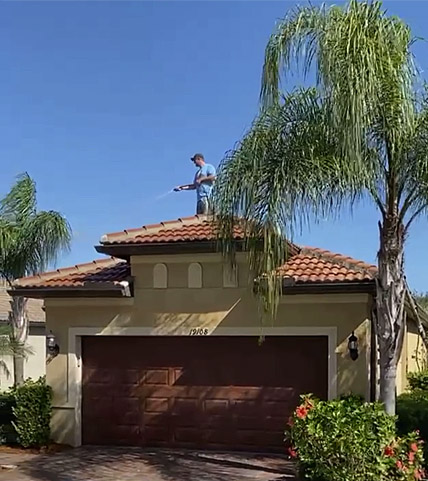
{"left": 0, "top": 281, "right": 46, "bottom": 389}
{"left": 10, "top": 215, "right": 426, "bottom": 451}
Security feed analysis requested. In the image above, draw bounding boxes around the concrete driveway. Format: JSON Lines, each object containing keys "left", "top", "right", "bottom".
{"left": 0, "top": 447, "right": 298, "bottom": 481}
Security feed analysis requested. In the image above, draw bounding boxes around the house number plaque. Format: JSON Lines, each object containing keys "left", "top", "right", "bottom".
{"left": 189, "top": 328, "right": 209, "bottom": 336}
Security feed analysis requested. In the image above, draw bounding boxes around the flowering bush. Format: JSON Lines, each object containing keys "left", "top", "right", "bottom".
{"left": 397, "top": 380, "right": 428, "bottom": 460}
{"left": 286, "top": 395, "right": 425, "bottom": 481}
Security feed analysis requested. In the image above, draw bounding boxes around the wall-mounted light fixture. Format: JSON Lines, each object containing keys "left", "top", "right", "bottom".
{"left": 46, "top": 330, "right": 59, "bottom": 357}
{"left": 348, "top": 332, "right": 359, "bottom": 361}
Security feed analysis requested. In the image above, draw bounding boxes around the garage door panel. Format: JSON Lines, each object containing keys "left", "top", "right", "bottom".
{"left": 143, "top": 426, "right": 170, "bottom": 443}
{"left": 174, "top": 427, "right": 201, "bottom": 444}
{"left": 234, "top": 416, "right": 281, "bottom": 431}
{"left": 83, "top": 367, "right": 112, "bottom": 385}
{"left": 82, "top": 336, "right": 328, "bottom": 451}
{"left": 143, "top": 369, "right": 170, "bottom": 385}
{"left": 144, "top": 412, "right": 168, "bottom": 427}
{"left": 110, "top": 425, "right": 141, "bottom": 445}
{"left": 82, "top": 396, "right": 113, "bottom": 418}
{"left": 203, "top": 428, "right": 234, "bottom": 445}
{"left": 113, "top": 398, "right": 140, "bottom": 425}
{"left": 201, "top": 414, "right": 233, "bottom": 429}
{"left": 145, "top": 397, "right": 169, "bottom": 413}
{"left": 264, "top": 401, "right": 295, "bottom": 417}
{"left": 113, "top": 369, "right": 140, "bottom": 386}
{"left": 171, "top": 397, "right": 199, "bottom": 414}
{"left": 204, "top": 399, "right": 229, "bottom": 414}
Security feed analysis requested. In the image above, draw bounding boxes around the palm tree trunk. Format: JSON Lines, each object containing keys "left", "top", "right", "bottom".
{"left": 8, "top": 296, "right": 28, "bottom": 386}
{"left": 376, "top": 214, "right": 406, "bottom": 415}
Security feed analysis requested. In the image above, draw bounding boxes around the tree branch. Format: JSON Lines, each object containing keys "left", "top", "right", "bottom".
{"left": 405, "top": 283, "right": 428, "bottom": 351}
{"left": 404, "top": 204, "right": 428, "bottom": 234}
{"left": 399, "top": 190, "right": 418, "bottom": 223}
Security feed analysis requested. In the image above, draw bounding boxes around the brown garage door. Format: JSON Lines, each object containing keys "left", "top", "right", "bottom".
{"left": 82, "top": 336, "right": 328, "bottom": 451}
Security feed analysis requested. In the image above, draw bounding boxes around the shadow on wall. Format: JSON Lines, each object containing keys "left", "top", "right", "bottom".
{"left": 99, "top": 297, "right": 247, "bottom": 335}
{"left": 336, "top": 321, "right": 370, "bottom": 399}
{"left": 15, "top": 447, "right": 297, "bottom": 481}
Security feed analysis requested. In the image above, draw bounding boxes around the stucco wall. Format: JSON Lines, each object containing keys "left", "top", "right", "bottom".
{"left": 0, "top": 325, "right": 46, "bottom": 390}
{"left": 396, "top": 320, "right": 427, "bottom": 394}
{"left": 45, "top": 253, "right": 373, "bottom": 446}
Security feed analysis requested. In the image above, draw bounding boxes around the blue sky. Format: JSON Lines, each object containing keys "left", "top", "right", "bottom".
{"left": 0, "top": 1, "right": 427, "bottom": 291}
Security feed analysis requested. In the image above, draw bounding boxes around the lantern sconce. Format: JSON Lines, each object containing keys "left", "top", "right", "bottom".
{"left": 348, "top": 331, "right": 359, "bottom": 361}
{"left": 46, "top": 330, "right": 59, "bottom": 358}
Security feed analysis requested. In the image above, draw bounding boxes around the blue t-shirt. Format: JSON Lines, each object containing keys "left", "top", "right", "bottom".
{"left": 194, "top": 163, "right": 216, "bottom": 200}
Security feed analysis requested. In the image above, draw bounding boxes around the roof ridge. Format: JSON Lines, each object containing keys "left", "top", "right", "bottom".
{"left": 14, "top": 257, "right": 123, "bottom": 286}
{"left": 100, "top": 215, "right": 208, "bottom": 244}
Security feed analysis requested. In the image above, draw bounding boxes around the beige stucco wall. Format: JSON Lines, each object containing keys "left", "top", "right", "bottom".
{"left": 44, "top": 253, "right": 373, "bottom": 446}
{"left": 396, "top": 320, "right": 427, "bottom": 394}
{"left": 0, "top": 326, "right": 46, "bottom": 391}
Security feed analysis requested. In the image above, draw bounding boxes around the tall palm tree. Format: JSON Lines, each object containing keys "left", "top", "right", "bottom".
{"left": 0, "top": 173, "right": 71, "bottom": 385}
{"left": 214, "top": 0, "right": 428, "bottom": 414}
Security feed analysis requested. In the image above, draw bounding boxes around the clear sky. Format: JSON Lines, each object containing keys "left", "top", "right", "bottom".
{"left": 0, "top": 1, "right": 427, "bottom": 291}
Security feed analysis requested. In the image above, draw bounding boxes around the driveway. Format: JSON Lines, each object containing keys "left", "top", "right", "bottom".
{"left": 0, "top": 447, "right": 298, "bottom": 481}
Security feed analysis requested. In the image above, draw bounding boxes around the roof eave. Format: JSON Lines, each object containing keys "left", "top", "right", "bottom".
{"left": 281, "top": 280, "right": 376, "bottom": 295}
{"left": 9, "top": 286, "right": 131, "bottom": 299}
{"left": 96, "top": 240, "right": 300, "bottom": 258}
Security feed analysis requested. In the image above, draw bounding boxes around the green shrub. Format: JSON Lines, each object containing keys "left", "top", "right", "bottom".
{"left": 12, "top": 377, "right": 52, "bottom": 448}
{"left": 397, "top": 390, "right": 428, "bottom": 458}
{"left": 407, "top": 371, "right": 428, "bottom": 392}
{"left": 287, "top": 395, "right": 425, "bottom": 481}
{"left": 0, "top": 391, "right": 15, "bottom": 425}
{"left": 0, "top": 391, "right": 16, "bottom": 444}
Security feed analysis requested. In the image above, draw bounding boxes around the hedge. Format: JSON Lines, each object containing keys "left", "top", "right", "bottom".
{"left": 12, "top": 377, "right": 52, "bottom": 448}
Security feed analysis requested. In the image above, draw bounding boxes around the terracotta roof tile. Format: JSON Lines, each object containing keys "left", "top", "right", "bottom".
{"left": 277, "top": 246, "right": 376, "bottom": 284}
{"left": 14, "top": 217, "right": 377, "bottom": 291}
{"left": 100, "top": 215, "right": 246, "bottom": 245}
{"left": 14, "top": 258, "right": 130, "bottom": 289}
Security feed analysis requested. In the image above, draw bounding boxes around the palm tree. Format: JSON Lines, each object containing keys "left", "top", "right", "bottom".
{"left": 213, "top": 0, "right": 428, "bottom": 414}
{"left": 0, "top": 173, "right": 71, "bottom": 385}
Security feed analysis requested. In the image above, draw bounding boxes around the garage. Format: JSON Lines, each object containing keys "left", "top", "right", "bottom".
{"left": 82, "top": 335, "right": 328, "bottom": 451}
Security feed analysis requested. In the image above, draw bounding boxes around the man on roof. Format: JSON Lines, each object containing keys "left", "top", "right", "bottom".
{"left": 174, "top": 153, "right": 216, "bottom": 215}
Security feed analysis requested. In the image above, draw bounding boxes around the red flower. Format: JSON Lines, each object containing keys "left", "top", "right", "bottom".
{"left": 411, "top": 443, "right": 419, "bottom": 453}
{"left": 414, "top": 468, "right": 424, "bottom": 480}
{"left": 408, "top": 451, "right": 416, "bottom": 464}
{"left": 296, "top": 406, "right": 308, "bottom": 419}
{"left": 384, "top": 445, "right": 395, "bottom": 457}
{"left": 287, "top": 416, "right": 294, "bottom": 427}
{"left": 288, "top": 447, "right": 298, "bottom": 458}
{"left": 396, "top": 460, "right": 405, "bottom": 471}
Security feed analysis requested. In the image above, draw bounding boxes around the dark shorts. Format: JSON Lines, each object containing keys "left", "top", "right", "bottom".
{"left": 196, "top": 198, "right": 212, "bottom": 215}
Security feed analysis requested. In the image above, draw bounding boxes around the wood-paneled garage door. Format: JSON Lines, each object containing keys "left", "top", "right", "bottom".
{"left": 82, "top": 336, "right": 328, "bottom": 451}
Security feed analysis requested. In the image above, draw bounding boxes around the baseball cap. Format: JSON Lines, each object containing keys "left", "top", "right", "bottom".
{"left": 191, "top": 153, "right": 204, "bottom": 161}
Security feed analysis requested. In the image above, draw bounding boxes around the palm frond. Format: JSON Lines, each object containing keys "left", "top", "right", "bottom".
{"left": 397, "top": 88, "right": 428, "bottom": 229}
{"left": 0, "top": 173, "right": 36, "bottom": 222}
{"left": 24, "top": 211, "right": 72, "bottom": 275}
{"left": 261, "top": 0, "right": 415, "bottom": 166}
{"left": 0, "top": 175, "right": 72, "bottom": 280}
{"left": 0, "top": 325, "right": 33, "bottom": 359}
{"left": 214, "top": 88, "right": 370, "bottom": 321}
